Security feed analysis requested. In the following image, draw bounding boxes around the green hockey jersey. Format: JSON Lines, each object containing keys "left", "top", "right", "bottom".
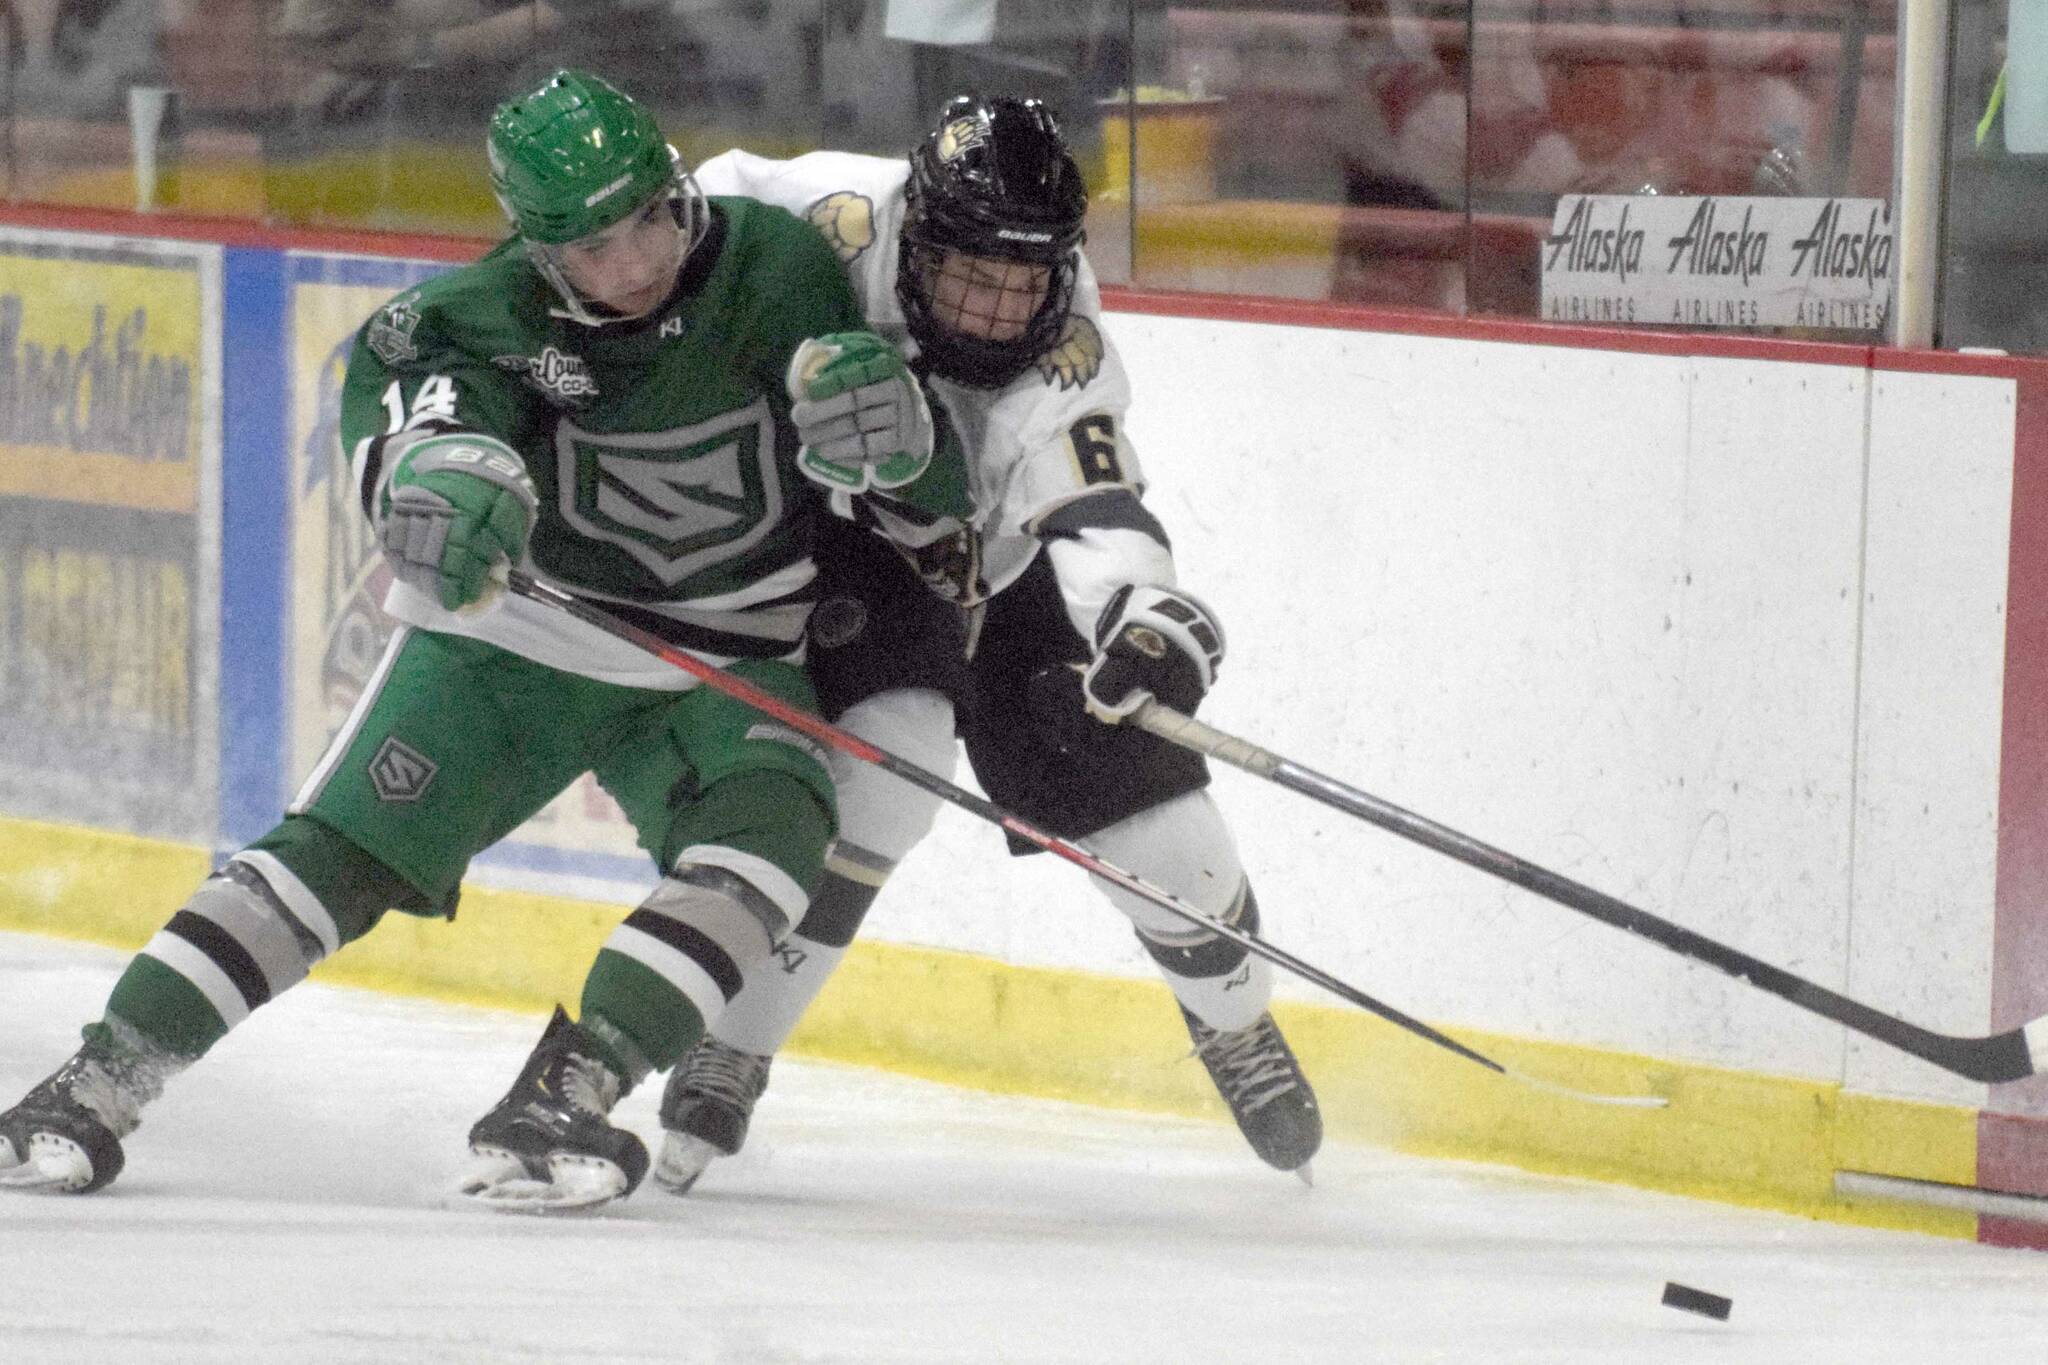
{"left": 338, "top": 198, "right": 962, "bottom": 688}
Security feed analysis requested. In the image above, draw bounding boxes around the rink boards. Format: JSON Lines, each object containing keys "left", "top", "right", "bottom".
{"left": 4, "top": 208, "right": 2048, "bottom": 1244}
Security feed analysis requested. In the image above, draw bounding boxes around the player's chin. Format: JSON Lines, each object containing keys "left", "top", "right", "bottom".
{"left": 951, "top": 317, "right": 1030, "bottom": 343}
{"left": 605, "top": 274, "right": 675, "bottom": 319}
{"left": 608, "top": 288, "right": 664, "bottom": 319}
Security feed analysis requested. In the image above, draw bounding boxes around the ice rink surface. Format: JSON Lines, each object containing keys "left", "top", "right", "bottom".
{"left": 4, "top": 932, "right": 2047, "bottom": 1363}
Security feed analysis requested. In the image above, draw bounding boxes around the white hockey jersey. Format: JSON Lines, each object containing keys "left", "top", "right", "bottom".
{"left": 693, "top": 148, "right": 1176, "bottom": 638}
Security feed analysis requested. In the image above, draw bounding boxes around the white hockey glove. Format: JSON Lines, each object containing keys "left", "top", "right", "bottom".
{"left": 788, "top": 332, "right": 934, "bottom": 493}
{"left": 376, "top": 433, "right": 537, "bottom": 612}
{"left": 1081, "top": 585, "right": 1226, "bottom": 723}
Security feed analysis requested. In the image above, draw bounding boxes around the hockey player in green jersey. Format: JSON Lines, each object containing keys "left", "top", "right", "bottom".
{"left": 0, "top": 69, "right": 964, "bottom": 1212}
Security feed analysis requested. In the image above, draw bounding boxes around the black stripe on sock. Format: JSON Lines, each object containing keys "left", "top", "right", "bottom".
{"left": 793, "top": 872, "right": 882, "bottom": 948}
{"left": 624, "top": 907, "right": 744, "bottom": 1002}
{"left": 1137, "top": 928, "right": 1250, "bottom": 979}
{"left": 166, "top": 909, "right": 273, "bottom": 1010}
{"left": 1135, "top": 882, "right": 1262, "bottom": 979}
{"left": 219, "top": 862, "right": 326, "bottom": 965}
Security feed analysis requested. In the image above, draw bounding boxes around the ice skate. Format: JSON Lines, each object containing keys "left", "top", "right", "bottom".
{"left": 0, "top": 1028, "right": 165, "bottom": 1195}
{"left": 1181, "top": 1007, "right": 1322, "bottom": 1180}
{"left": 653, "top": 1036, "right": 772, "bottom": 1195}
{"left": 459, "top": 1007, "right": 648, "bottom": 1213}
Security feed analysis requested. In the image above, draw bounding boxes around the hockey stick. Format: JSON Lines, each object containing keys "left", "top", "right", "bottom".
{"left": 503, "top": 570, "right": 1661, "bottom": 1108}
{"left": 1130, "top": 701, "right": 2043, "bottom": 1085}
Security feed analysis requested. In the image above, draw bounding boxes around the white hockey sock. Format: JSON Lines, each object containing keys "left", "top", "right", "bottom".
{"left": 1087, "top": 792, "right": 1274, "bottom": 1033}
{"left": 1156, "top": 951, "right": 1273, "bottom": 1035}
{"left": 710, "top": 933, "right": 850, "bottom": 1057}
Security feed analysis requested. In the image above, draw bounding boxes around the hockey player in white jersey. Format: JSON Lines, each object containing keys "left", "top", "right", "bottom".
{"left": 658, "top": 96, "right": 1323, "bottom": 1191}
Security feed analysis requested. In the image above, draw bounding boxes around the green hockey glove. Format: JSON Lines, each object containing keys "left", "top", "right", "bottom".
{"left": 788, "top": 332, "right": 934, "bottom": 493}
{"left": 377, "top": 433, "right": 538, "bottom": 611}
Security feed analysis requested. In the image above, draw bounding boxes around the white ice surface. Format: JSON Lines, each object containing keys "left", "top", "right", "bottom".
{"left": 4, "top": 931, "right": 2048, "bottom": 1363}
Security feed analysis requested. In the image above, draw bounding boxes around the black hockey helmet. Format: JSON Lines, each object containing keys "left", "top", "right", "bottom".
{"left": 896, "top": 95, "right": 1088, "bottom": 388}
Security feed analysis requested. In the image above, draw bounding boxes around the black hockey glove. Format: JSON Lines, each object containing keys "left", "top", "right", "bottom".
{"left": 1081, "top": 585, "right": 1225, "bottom": 723}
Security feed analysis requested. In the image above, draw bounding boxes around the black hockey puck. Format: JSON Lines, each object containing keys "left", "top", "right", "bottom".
{"left": 1661, "top": 1282, "right": 1731, "bottom": 1321}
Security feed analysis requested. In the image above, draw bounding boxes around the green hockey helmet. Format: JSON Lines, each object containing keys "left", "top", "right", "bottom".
{"left": 487, "top": 70, "right": 707, "bottom": 324}
{"left": 488, "top": 69, "right": 675, "bottom": 244}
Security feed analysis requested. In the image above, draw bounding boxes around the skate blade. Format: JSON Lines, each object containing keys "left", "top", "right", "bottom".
{"left": 458, "top": 1146, "right": 630, "bottom": 1214}
{"left": 0, "top": 1133, "right": 97, "bottom": 1194}
{"left": 651, "top": 1133, "right": 720, "bottom": 1197}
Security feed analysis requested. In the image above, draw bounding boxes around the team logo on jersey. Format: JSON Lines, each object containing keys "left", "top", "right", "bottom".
{"left": 809, "top": 595, "right": 868, "bottom": 650}
{"left": 806, "top": 192, "right": 877, "bottom": 266}
{"left": 493, "top": 346, "right": 599, "bottom": 406}
{"left": 936, "top": 116, "right": 989, "bottom": 164}
{"left": 368, "top": 736, "right": 437, "bottom": 802}
{"left": 555, "top": 399, "right": 782, "bottom": 585}
{"left": 1035, "top": 316, "right": 1103, "bottom": 391}
{"left": 366, "top": 301, "right": 421, "bottom": 366}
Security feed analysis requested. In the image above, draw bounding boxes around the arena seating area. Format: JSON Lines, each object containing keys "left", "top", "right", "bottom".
{"left": 1119, "top": 0, "right": 1894, "bottom": 309}
{"left": 7, "top": 0, "right": 1898, "bottom": 316}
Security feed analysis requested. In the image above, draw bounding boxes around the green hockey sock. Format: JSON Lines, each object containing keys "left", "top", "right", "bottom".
{"left": 580, "top": 950, "right": 705, "bottom": 1086}
{"left": 103, "top": 954, "right": 227, "bottom": 1059}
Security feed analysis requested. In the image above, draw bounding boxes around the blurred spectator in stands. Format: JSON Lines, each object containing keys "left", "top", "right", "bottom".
{"left": 1333, "top": 0, "right": 1458, "bottom": 211}
{"left": 4, "top": 0, "right": 160, "bottom": 116}
{"left": 1749, "top": 129, "right": 1810, "bottom": 195}
{"left": 276, "top": 1, "right": 560, "bottom": 122}
{"left": 1335, "top": 0, "right": 1582, "bottom": 214}
{"left": 1333, "top": 0, "right": 1826, "bottom": 209}
{"left": 882, "top": 0, "right": 1120, "bottom": 160}
{"left": 276, "top": 1, "right": 689, "bottom": 126}
{"left": 1547, "top": 15, "right": 1823, "bottom": 198}
{"left": 1329, "top": 0, "right": 1581, "bottom": 315}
